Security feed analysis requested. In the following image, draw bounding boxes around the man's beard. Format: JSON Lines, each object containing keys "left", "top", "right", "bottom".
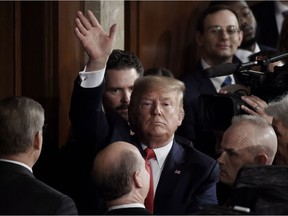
{"left": 239, "top": 37, "right": 257, "bottom": 50}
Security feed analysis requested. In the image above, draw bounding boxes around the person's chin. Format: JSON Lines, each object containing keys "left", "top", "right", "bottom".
{"left": 219, "top": 171, "right": 229, "bottom": 183}
{"left": 117, "top": 110, "right": 129, "bottom": 121}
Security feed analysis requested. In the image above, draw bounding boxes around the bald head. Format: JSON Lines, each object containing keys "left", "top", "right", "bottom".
{"left": 93, "top": 141, "right": 148, "bottom": 202}
{"left": 218, "top": 115, "right": 277, "bottom": 185}
{"left": 229, "top": 115, "right": 277, "bottom": 163}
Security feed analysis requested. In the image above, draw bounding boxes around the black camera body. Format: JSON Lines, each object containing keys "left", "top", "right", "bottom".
{"left": 200, "top": 53, "right": 288, "bottom": 131}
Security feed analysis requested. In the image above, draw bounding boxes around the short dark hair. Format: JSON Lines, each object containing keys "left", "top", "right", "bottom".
{"left": 106, "top": 49, "right": 144, "bottom": 77}
{"left": 196, "top": 4, "right": 241, "bottom": 34}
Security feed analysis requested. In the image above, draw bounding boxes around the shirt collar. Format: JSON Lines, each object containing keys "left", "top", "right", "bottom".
{"left": 141, "top": 138, "right": 173, "bottom": 170}
{"left": 236, "top": 43, "right": 261, "bottom": 63}
{"left": 201, "top": 58, "right": 235, "bottom": 93}
{"left": 274, "top": 1, "right": 288, "bottom": 16}
{"left": 0, "top": 158, "right": 33, "bottom": 173}
{"left": 108, "top": 203, "right": 145, "bottom": 211}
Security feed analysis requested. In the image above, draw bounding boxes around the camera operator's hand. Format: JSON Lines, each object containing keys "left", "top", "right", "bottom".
{"left": 241, "top": 95, "right": 273, "bottom": 124}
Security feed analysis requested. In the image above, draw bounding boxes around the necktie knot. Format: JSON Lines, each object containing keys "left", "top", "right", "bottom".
{"left": 145, "top": 148, "right": 156, "bottom": 160}
{"left": 221, "top": 75, "right": 232, "bottom": 88}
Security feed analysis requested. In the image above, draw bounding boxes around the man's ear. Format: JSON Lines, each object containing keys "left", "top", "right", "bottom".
{"left": 33, "top": 131, "right": 42, "bottom": 151}
{"left": 255, "top": 154, "right": 268, "bottom": 165}
{"left": 133, "top": 170, "right": 143, "bottom": 188}
{"left": 195, "top": 31, "right": 203, "bottom": 47}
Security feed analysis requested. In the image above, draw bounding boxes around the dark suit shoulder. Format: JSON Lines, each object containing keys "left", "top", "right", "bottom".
{"left": 0, "top": 165, "right": 78, "bottom": 215}
{"left": 175, "top": 137, "right": 216, "bottom": 166}
{"left": 174, "top": 135, "right": 194, "bottom": 148}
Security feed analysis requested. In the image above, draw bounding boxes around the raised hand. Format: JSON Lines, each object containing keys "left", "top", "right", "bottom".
{"left": 74, "top": 10, "right": 117, "bottom": 71}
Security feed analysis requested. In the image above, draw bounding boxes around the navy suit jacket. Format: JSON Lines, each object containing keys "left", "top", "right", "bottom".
{"left": 251, "top": 1, "right": 279, "bottom": 49}
{"left": 0, "top": 161, "right": 78, "bottom": 215}
{"left": 68, "top": 79, "right": 219, "bottom": 214}
{"left": 177, "top": 62, "right": 219, "bottom": 158}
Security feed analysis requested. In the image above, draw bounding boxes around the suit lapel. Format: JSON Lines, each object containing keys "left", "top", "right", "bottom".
{"left": 154, "top": 141, "right": 185, "bottom": 204}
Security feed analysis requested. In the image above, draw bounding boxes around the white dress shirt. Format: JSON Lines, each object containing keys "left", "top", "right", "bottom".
{"left": 236, "top": 43, "right": 261, "bottom": 63}
{"left": 79, "top": 66, "right": 105, "bottom": 88}
{"left": 142, "top": 139, "right": 173, "bottom": 194}
{"left": 0, "top": 158, "right": 33, "bottom": 173}
{"left": 201, "top": 58, "right": 236, "bottom": 93}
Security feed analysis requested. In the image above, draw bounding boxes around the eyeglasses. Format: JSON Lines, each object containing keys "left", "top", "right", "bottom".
{"left": 206, "top": 25, "right": 241, "bottom": 36}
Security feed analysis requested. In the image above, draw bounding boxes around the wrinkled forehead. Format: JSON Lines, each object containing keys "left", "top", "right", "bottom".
{"left": 222, "top": 124, "right": 252, "bottom": 148}
{"left": 139, "top": 88, "right": 180, "bottom": 100}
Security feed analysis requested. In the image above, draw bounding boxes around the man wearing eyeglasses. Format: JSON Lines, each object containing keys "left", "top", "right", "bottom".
{"left": 177, "top": 5, "right": 243, "bottom": 158}
{"left": 210, "top": 1, "right": 276, "bottom": 64}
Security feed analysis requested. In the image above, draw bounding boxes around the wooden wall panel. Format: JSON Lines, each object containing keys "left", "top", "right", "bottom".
{"left": 58, "top": 1, "right": 84, "bottom": 148}
{"left": 125, "top": 1, "right": 209, "bottom": 78}
{"left": 0, "top": 2, "right": 15, "bottom": 99}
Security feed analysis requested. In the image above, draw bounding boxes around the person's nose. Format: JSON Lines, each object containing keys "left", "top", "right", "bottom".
{"left": 121, "top": 90, "right": 131, "bottom": 104}
{"left": 220, "top": 29, "right": 229, "bottom": 40}
{"left": 217, "top": 152, "right": 225, "bottom": 164}
{"left": 152, "top": 102, "right": 161, "bottom": 116}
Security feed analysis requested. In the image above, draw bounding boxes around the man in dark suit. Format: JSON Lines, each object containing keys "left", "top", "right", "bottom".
{"left": 58, "top": 11, "right": 144, "bottom": 214}
{"left": 177, "top": 5, "right": 243, "bottom": 158}
{"left": 0, "top": 96, "right": 78, "bottom": 215}
{"left": 69, "top": 10, "right": 219, "bottom": 214}
{"left": 210, "top": 0, "right": 276, "bottom": 63}
{"left": 217, "top": 114, "right": 277, "bottom": 205}
{"left": 92, "top": 141, "right": 151, "bottom": 215}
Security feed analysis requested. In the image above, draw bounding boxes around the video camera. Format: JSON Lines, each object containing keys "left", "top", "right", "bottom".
{"left": 199, "top": 52, "right": 288, "bottom": 131}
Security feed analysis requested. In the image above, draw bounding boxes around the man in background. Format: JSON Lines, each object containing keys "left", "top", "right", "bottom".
{"left": 251, "top": 0, "right": 288, "bottom": 48}
{"left": 177, "top": 4, "right": 243, "bottom": 158}
{"left": 210, "top": 0, "right": 275, "bottom": 63}
{"left": 265, "top": 93, "right": 288, "bottom": 165}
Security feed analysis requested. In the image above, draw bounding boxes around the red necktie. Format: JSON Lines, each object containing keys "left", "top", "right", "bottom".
{"left": 144, "top": 148, "right": 156, "bottom": 213}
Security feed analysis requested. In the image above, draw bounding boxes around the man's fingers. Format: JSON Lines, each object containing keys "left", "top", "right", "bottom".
{"left": 77, "top": 11, "right": 92, "bottom": 30}
{"left": 87, "top": 10, "right": 102, "bottom": 29}
{"left": 74, "top": 27, "right": 84, "bottom": 41}
{"left": 75, "top": 18, "right": 88, "bottom": 36}
{"left": 109, "top": 24, "right": 118, "bottom": 40}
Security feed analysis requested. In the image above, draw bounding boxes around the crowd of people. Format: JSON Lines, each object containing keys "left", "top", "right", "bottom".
{"left": 1, "top": 1, "right": 288, "bottom": 215}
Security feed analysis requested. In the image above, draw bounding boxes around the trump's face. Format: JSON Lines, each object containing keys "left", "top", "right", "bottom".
{"left": 133, "top": 88, "right": 183, "bottom": 147}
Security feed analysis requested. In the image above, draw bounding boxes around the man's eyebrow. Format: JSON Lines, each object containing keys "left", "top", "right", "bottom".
{"left": 223, "top": 147, "right": 237, "bottom": 153}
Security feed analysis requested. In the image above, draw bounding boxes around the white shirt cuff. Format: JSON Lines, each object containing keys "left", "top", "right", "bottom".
{"left": 79, "top": 66, "right": 106, "bottom": 88}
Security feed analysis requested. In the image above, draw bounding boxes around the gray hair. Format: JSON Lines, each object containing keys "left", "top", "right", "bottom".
{"left": 231, "top": 114, "right": 271, "bottom": 128}
{"left": 265, "top": 93, "right": 288, "bottom": 128}
{"left": 0, "top": 96, "right": 44, "bottom": 156}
